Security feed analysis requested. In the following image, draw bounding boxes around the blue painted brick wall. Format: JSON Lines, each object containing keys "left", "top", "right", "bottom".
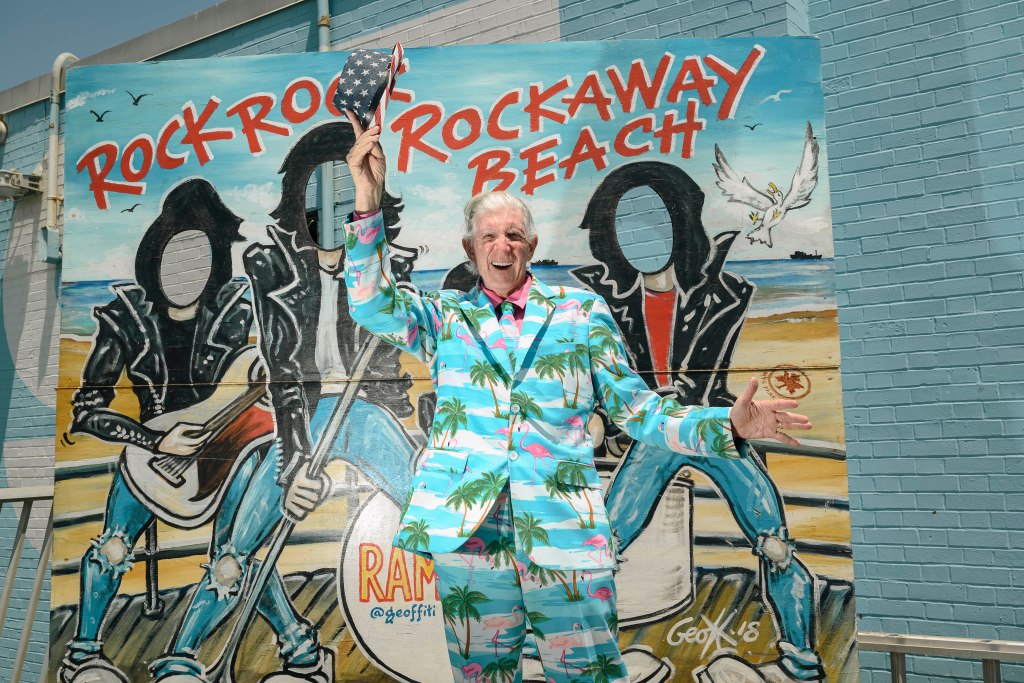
{"left": 810, "top": 0, "right": 1024, "bottom": 681}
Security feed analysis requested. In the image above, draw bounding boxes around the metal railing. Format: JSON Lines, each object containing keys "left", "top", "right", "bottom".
{"left": 859, "top": 631, "right": 1024, "bottom": 682}
{"left": 0, "top": 485, "right": 53, "bottom": 683}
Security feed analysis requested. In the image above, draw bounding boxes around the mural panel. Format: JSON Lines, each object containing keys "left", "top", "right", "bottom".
{"left": 52, "top": 38, "right": 854, "bottom": 683}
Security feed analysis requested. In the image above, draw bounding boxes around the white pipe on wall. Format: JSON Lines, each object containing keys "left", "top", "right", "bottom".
{"left": 316, "top": 0, "right": 336, "bottom": 249}
{"left": 42, "top": 52, "right": 78, "bottom": 263}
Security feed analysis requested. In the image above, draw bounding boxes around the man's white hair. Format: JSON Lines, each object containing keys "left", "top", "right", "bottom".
{"left": 461, "top": 191, "right": 537, "bottom": 244}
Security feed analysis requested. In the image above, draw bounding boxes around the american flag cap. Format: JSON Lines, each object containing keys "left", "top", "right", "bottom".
{"left": 333, "top": 48, "right": 394, "bottom": 128}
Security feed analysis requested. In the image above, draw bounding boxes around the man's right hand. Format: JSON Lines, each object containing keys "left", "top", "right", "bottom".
{"left": 156, "top": 423, "right": 209, "bottom": 456}
{"left": 344, "top": 110, "right": 385, "bottom": 213}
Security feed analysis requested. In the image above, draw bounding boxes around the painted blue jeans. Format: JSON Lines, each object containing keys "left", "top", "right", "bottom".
{"left": 70, "top": 397, "right": 416, "bottom": 675}
{"left": 605, "top": 440, "right": 823, "bottom": 681}
{"left": 433, "top": 489, "right": 627, "bottom": 683}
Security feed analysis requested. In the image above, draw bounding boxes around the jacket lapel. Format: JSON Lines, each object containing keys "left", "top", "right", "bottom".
{"left": 459, "top": 286, "right": 513, "bottom": 383}
{"left": 514, "top": 277, "right": 556, "bottom": 386}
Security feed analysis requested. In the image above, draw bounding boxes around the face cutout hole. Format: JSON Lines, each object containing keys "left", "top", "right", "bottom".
{"left": 159, "top": 230, "right": 213, "bottom": 308}
{"left": 614, "top": 186, "right": 673, "bottom": 274}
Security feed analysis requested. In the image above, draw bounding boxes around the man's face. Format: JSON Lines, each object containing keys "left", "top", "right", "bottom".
{"left": 464, "top": 207, "right": 537, "bottom": 297}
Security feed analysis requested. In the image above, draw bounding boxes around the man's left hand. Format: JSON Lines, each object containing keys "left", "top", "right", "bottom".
{"left": 283, "top": 462, "right": 332, "bottom": 522}
{"left": 729, "top": 377, "right": 812, "bottom": 446}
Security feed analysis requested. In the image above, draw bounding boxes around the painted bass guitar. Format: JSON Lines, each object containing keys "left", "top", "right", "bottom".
{"left": 120, "top": 346, "right": 275, "bottom": 528}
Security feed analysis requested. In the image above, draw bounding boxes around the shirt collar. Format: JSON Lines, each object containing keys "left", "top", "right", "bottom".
{"left": 480, "top": 274, "right": 532, "bottom": 311}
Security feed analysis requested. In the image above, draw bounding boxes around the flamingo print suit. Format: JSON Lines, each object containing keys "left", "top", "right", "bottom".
{"left": 343, "top": 212, "right": 742, "bottom": 570}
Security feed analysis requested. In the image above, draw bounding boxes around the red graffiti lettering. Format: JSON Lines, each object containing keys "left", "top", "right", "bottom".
{"left": 562, "top": 72, "right": 615, "bottom": 121}
{"left": 156, "top": 116, "right": 188, "bottom": 170}
{"left": 390, "top": 102, "right": 450, "bottom": 173}
{"left": 281, "top": 77, "right": 323, "bottom": 124}
{"left": 558, "top": 126, "right": 608, "bottom": 180}
{"left": 606, "top": 54, "right": 674, "bottom": 113}
{"left": 181, "top": 97, "right": 235, "bottom": 166}
{"left": 468, "top": 148, "right": 517, "bottom": 195}
{"left": 652, "top": 100, "right": 706, "bottom": 158}
{"left": 487, "top": 89, "right": 522, "bottom": 141}
{"left": 75, "top": 142, "right": 144, "bottom": 210}
{"left": 525, "top": 77, "right": 571, "bottom": 132}
{"left": 441, "top": 107, "right": 483, "bottom": 151}
{"left": 666, "top": 56, "right": 718, "bottom": 106}
{"left": 704, "top": 45, "right": 765, "bottom": 120}
{"left": 519, "top": 135, "right": 560, "bottom": 195}
{"left": 613, "top": 114, "right": 655, "bottom": 157}
{"left": 226, "top": 93, "right": 292, "bottom": 156}
{"left": 120, "top": 134, "right": 155, "bottom": 182}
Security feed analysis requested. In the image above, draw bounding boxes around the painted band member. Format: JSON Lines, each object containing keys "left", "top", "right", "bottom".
{"left": 59, "top": 179, "right": 255, "bottom": 683}
{"left": 152, "top": 122, "right": 419, "bottom": 683}
{"left": 578, "top": 163, "right": 824, "bottom": 682}
{"left": 341, "top": 113, "right": 812, "bottom": 683}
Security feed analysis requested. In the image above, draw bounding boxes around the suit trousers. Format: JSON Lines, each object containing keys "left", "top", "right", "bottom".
{"left": 432, "top": 488, "right": 628, "bottom": 683}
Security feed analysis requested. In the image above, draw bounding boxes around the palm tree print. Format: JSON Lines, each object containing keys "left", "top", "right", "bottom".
{"left": 486, "top": 535, "right": 519, "bottom": 584}
{"left": 400, "top": 519, "right": 431, "bottom": 552}
{"left": 534, "top": 352, "right": 569, "bottom": 405}
{"left": 695, "top": 417, "right": 737, "bottom": 456}
{"left": 475, "top": 471, "right": 509, "bottom": 507}
{"left": 579, "top": 654, "right": 623, "bottom": 682}
{"left": 506, "top": 390, "right": 541, "bottom": 449}
{"left": 514, "top": 512, "right": 549, "bottom": 554}
{"left": 483, "top": 656, "right": 519, "bottom": 683}
{"left": 554, "top": 461, "right": 596, "bottom": 528}
{"left": 441, "top": 584, "right": 490, "bottom": 660}
{"left": 589, "top": 326, "right": 625, "bottom": 377}
{"left": 445, "top": 481, "right": 481, "bottom": 536}
{"left": 433, "top": 397, "right": 468, "bottom": 447}
{"left": 525, "top": 609, "right": 550, "bottom": 640}
{"left": 543, "top": 473, "right": 587, "bottom": 528}
{"left": 470, "top": 359, "right": 504, "bottom": 416}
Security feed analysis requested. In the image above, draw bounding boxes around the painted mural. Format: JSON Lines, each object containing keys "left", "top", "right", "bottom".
{"left": 52, "top": 38, "right": 855, "bottom": 683}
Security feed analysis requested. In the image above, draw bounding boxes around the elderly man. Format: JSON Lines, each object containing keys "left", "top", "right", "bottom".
{"left": 342, "top": 112, "right": 811, "bottom": 683}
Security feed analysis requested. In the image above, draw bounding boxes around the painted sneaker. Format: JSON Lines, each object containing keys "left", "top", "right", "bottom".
{"left": 260, "top": 647, "right": 335, "bottom": 683}
{"left": 58, "top": 653, "right": 130, "bottom": 683}
{"left": 693, "top": 656, "right": 823, "bottom": 683}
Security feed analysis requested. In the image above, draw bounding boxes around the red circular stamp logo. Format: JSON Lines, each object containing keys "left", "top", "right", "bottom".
{"left": 761, "top": 365, "right": 812, "bottom": 400}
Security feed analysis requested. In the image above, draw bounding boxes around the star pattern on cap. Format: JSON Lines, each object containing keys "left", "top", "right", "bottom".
{"left": 332, "top": 48, "right": 395, "bottom": 120}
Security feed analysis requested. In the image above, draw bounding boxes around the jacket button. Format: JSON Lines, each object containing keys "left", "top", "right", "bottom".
{"left": 510, "top": 404, "right": 521, "bottom": 414}
{"left": 509, "top": 450, "right": 519, "bottom": 461}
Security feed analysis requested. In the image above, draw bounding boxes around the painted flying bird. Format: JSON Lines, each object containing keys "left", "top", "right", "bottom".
{"left": 712, "top": 121, "right": 819, "bottom": 248}
{"left": 744, "top": 123, "right": 762, "bottom": 130}
{"left": 121, "top": 203, "right": 142, "bottom": 213}
{"left": 90, "top": 110, "right": 110, "bottom": 122}
{"left": 127, "top": 91, "right": 151, "bottom": 105}
{"left": 760, "top": 88, "right": 792, "bottom": 104}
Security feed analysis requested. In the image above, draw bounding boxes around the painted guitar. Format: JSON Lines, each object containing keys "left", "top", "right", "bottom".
{"left": 120, "top": 346, "right": 275, "bottom": 529}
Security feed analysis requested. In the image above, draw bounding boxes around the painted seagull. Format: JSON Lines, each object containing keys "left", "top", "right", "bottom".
{"left": 712, "top": 121, "right": 819, "bottom": 248}
{"left": 90, "top": 110, "right": 111, "bottom": 122}
{"left": 127, "top": 91, "right": 151, "bottom": 105}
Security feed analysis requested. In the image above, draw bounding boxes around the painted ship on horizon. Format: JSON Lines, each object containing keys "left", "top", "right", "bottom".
{"left": 790, "top": 250, "right": 823, "bottom": 260}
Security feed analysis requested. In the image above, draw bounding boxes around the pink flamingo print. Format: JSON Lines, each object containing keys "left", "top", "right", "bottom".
{"left": 582, "top": 534, "right": 611, "bottom": 565}
{"left": 482, "top": 605, "right": 523, "bottom": 657}
{"left": 547, "top": 623, "right": 585, "bottom": 675}
{"left": 488, "top": 335, "right": 508, "bottom": 351}
{"left": 658, "top": 421, "right": 686, "bottom": 452}
{"left": 581, "top": 569, "right": 614, "bottom": 602}
{"left": 455, "top": 327, "right": 475, "bottom": 364}
{"left": 461, "top": 536, "right": 487, "bottom": 585}
{"left": 349, "top": 280, "right": 378, "bottom": 301}
{"left": 518, "top": 423, "right": 554, "bottom": 483}
{"left": 356, "top": 219, "right": 381, "bottom": 244}
{"left": 563, "top": 415, "right": 585, "bottom": 445}
{"left": 515, "top": 559, "right": 538, "bottom": 584}
{"left": 460, "top": 662, "right": 483, "bottom": 682}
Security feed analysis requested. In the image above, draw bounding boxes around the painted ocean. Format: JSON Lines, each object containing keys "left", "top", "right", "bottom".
{"left": 60, "top": 260, "right": 835, "bottom": 337}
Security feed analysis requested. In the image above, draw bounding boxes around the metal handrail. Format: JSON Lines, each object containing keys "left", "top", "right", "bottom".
{"left": 0, "top": 486, "right": 54, "bottom": 683}
{"left": 858, "top": 631, "right": 1024, "bottom": 682}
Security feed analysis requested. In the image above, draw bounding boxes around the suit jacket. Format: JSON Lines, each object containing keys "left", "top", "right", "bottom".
{"left": 344, "top": 212, "right": 741, "bottom": 571}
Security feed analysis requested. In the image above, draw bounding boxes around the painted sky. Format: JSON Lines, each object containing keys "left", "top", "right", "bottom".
{"left": 61, "top": 37, "right": 833, "bottom": 283}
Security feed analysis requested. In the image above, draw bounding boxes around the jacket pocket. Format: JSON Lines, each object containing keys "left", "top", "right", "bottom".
{"left": 554, "top": 459, "right": 603, "bottom": 490}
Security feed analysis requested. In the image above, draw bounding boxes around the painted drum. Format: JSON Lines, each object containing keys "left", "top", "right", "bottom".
{"left": 596, "top": 459, "right": 694, "bottom": 627}
{"left": 339, "top": 490, "right": 451, "bottom": 682}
